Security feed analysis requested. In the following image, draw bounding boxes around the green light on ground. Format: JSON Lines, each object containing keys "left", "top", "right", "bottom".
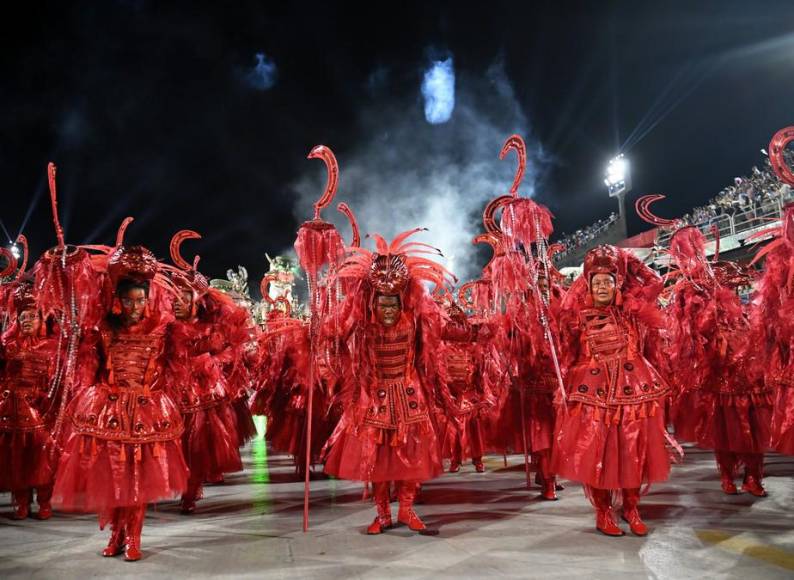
{"left": 250, "top": 416, "right": 272, "bottom": 511}
{"left": 253, "top": 415, "right": 267, "bottom": 440}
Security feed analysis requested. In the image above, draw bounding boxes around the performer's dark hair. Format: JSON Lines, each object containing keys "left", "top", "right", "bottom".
{"left": 116, "top": 277, "right": 150, "bottom": 297}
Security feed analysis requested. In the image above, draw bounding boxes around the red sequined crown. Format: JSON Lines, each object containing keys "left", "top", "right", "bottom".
{"left": 108, "top": 245, "right": 158, "bottom": 284}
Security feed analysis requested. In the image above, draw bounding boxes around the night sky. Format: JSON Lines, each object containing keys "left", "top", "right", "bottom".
{"left": 3, "top": 1, "right": 794, "bottom": 288}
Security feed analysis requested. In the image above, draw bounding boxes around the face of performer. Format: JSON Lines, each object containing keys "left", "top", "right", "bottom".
{"left": 590, "top": 273, "right": 616, "bottom": 307}
{"left": 173, "top": 289, "right": 193, "bottom": 320}
{"left": 18, "top": 309, "right": 41, "bottom": 336}
{"left": 375, "top": 294, "right": 401, "bottom": 327}
{"left": 119, "top": 286, "right": 148, "bottom": 326}
{"left": 538, "top": 276, "right": 549, "bottom": 296}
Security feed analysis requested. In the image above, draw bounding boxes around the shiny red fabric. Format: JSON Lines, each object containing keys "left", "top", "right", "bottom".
{"left": 490, "top": 387, "right": 555, "bottom": 455}
{"left": 751, "top": 234, "right": 794, "bottom": 455}
{"left": 664, "top": 228, "right": 770, "bottom": 459}
{"left": 53, "top": 436, "right": 188, "bottom": 512}
{"left": 180, "top": 406, "right": 242, "bottom": 478}
{"left": 166, "top": 317, "right": 244, "bottom": 480}
{"left": 53, "top": 313, "right": 188, "bottom": 512}
{"left": 771, "top": 385, "right": 794, "bottom": 454}
{"left": 552, "top": 246, "right": 673, "bottom": 490}
{"left": 322, "top": 288, "right": 446, "bottom": 484}
{"left": 0, "top": 430, "right": 56, "bottom": 491}
{"left": 324, "top": 421, "right": 442, "bottom": 482}
{"left": 438, "top": 314, "right": 501, "bottom": 463}
{"left": 0, "top": 332, "right": 59, "bottom": 491}
{"left": 205, "top": 291, "right": 259, "bottom": 446}
{"left": 553, "top": 405, "right": 671, "bottom": 490}
{"left": 33, "top": 247, "right": 106, "bottom": 329}
{"left": 673, "top": 390, "right": 772, "bottom": 454}
{"left": 489, "top": 289, "right": 561, "bottom": 458}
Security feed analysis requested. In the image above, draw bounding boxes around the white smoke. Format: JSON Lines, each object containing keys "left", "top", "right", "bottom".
{"left": 291, "top": 59, "right": 547, "bottom": 284}
{"left": 245, "top": 52, "right": 278, "bottom": 91}
{"left": 421, "top": 57, "right": 455, "bottom": 124}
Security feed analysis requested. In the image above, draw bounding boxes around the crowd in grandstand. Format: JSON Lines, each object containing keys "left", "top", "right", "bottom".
{"left": 682, "top": 154, "right": 793, "bottom": 228}
{"left": 555, "top": 212, "right": 618, "bottom": 257}
{"left": 556, "top": 150, "right": 794, "bottom": 261}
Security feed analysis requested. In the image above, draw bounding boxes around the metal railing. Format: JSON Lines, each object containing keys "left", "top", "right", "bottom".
{"left": 655, "top": 194, "right": 790, "bottom": 249}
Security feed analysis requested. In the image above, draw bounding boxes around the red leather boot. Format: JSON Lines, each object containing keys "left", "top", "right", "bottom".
{"left": 541, "top": 477, "right": 558, "bottom": 501}
{"left": 11, "top": 489, "right": 31, "bottom": 520}
{"left": 741, "top": 453, "right": 767, "bottom": 497}
{"left": 102, "top": 508, "right": 126, "bottom": 557}
{"left": 181, "top": 478, "right": 202, "bottom": 514}
{"left": 397, "top": 481, "right": 436, "bottom": 534}
{"left": 449, "top": 438, "right": 462, "bottom": 473}
{"left": 470, "top": 420, "right": 485, "bottom": 472}
{"left": 716, "top": 451, "right": 738, "bottom": 494}
{"left": 590, "top": 488, "right": 624, "bottom": 537}
{"left": 36, "top": 485, "right": 53, "bottom": 520}
{"left": 123, "top": 505, "right": 145, "bottom": 561}
{"left": 536, "top": 452, "right": 558, "bottom": 501}
{"left": 621, "top": 488, "right": 648, "bottom": 536}
{"left": 366, "top": 482, "right": 393, "bottom": 534}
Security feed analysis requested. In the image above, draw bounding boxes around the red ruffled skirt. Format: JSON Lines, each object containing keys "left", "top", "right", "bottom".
{"left": 182, "top": 402, "right": 243, "bottom": 480}
{"left": 0, "top": 429, "right": 57, "bottom": 491}
{"left": 53, "top": 433, "right": 189, "bottom": 512}
{"left": 267, "top": 408, "right": 303, "bottom": 456}
{"left": 232, "top": 395, "right": 257, "bottom": 446}
{"left": 266, "top": 393, "right": 335, "bottom": 464}
{"left": 324, "top": 420, "right": 443, "bottom": 483}
{"left": 551, "top": 403, "right": 673, "bottom": 490}
{"left": 771, "top": 384, "right": 794, "bottom": 455}
{"left": 441, "top": 413, "right": 487, "bottom": 461}
{"left": 674, "top": 390, "right": 772, "bottom": 454}
{"left": 489, "top": 389, "right": 555, "bottom": 455}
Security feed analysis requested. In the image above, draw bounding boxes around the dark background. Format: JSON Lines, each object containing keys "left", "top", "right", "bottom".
{"left": 2, "top": 1, "right": 793, "bottom": 286}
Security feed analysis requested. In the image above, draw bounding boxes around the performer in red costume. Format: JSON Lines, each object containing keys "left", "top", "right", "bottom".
{"left": 751, "top": 203, "right": 794, "bottom": 457}
{"left": 552, "top": 244, "right": 675, "bottom": 537}
{"left": 476, "top": 135, "right": 566, "bottom": 498}
{"left": 751, "top": 128, "right": 794, "bottom": 459}
{"left": 1, "top": 246, "right": 20, "bottom": 330}
{"left": 636, "top": 196, "right": 770, "bottom": 497}
{"left": 0, "top": 282, "right": 58, "bottom": 520}
{"left": 523, "top": 271, "right": 565, "bottom": 499}
{"left": 438, "top": 299, "right": 497, "bottom": 474}
{"left": 53, "top": 245, "right": 188, "bottom": 561}
{"left": 165, "top": 231, "right": 246, "bottom": 513}
{"left": 322, "top": 229, "right": 454, "bottom": 535}
{"left": 250, "top": 287, "right": 315, "bottom": 474}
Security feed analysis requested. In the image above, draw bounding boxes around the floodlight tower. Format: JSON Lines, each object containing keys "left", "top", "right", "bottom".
{"left": 604, "top": 154, "right": 631, "bottom": 239}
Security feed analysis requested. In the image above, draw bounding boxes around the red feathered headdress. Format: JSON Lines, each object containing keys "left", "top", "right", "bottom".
{"left": 339, "top": 228, "right": 456, "bottom": 300}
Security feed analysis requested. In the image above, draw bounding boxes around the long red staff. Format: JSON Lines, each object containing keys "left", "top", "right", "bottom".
{"left": 499, "top": 135, "right": 568, "bottom": 488}
{"left": 293, "top": 145, "right": 344, "bottom": 531}
{"left": 0, "top": 247, "right": 17, "bottom": 279}
{"left": 14, "top": 235, "right": 29, "bottom": 281}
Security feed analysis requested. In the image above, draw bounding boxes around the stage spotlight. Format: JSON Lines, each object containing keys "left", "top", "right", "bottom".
{"left": 9, "top": 243, "right": 20, "bottom": 260}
